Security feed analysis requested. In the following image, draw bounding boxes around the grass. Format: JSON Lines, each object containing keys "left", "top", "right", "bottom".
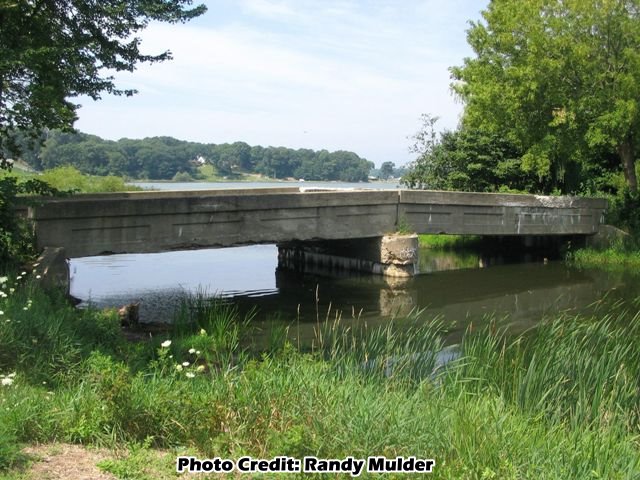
{"left": 1, "top": 273, "right": 640, "bottom": 478}
{"left": 1, "top": 165, "right": 141, "bottom": 193}
{"left": 195, "top": 164, "right": 277, "bottom": 182}
{"left": 568, "top": 245, "right": 640, "bottom": 270}
{"left": 419, "top": 234, "right": 483, "bottom": 249}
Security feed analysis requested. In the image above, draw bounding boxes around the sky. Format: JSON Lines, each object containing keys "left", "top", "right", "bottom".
{"left": 74, "top": 0, "right": 488, "bottom": 167}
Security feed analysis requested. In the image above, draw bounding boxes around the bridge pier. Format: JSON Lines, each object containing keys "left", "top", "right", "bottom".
{"left": 277, "top": 234, "right": 419, "bottom": 278}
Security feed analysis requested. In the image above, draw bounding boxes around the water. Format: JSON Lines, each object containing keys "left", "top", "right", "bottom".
{"left": 70, "top": 243, "right": 636, "bottom": 345}
{"left": 131, "top": 180, "right": 401, "bottom": 191}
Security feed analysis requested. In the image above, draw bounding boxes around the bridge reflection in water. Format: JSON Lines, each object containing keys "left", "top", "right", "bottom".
{"left": 70, "top": 245, "right": 623, "bottom": 348}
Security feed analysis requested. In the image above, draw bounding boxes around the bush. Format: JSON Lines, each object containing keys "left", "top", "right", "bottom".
{"left": 0, "top": 176, "right": 59, "bottom": 267}
{"left": 39, "top": 165, "right": 140, "bottom": 193}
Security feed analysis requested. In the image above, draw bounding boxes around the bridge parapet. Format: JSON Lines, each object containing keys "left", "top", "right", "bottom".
{"left": 27, "top": 188, "right": 607, "bottom": 258}
{"left": 399, "top": 190, "right": 606, "bottom": 236}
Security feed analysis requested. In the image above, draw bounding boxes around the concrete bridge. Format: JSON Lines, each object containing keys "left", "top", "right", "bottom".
{"left": 28, "top": 187, "right": 607, "bottom": 277}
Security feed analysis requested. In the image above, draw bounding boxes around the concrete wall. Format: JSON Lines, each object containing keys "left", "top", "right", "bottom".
{"left": 28, "top": 188, "right": 607, "bottom": 258}
{"left": 399, "top": 190, "right": 606, "bottom": 236}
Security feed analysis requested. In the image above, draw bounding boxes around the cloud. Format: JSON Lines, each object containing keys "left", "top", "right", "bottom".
{"left": 75, "top": 1, "right": 487, "bottom": 165}
{"left": 239, "top": 0, "right": 301, "bottom": 19}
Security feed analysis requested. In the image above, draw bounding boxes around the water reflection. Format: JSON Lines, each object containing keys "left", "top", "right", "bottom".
{"left": 70, "top": 245, "right": 630, "bottom": 345}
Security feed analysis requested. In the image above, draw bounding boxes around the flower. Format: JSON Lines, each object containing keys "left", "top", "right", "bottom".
{"left": 199, "top": 328, "right": 207, "bottom": 336}
{"left": 0, "top": 311, "right": 3, "bottom": 316}
{"left": 1, "top": 377, "right": 13, "bottom": 386}
{"left": 175, "top": 364, "right": 183, "bottom": 371}
{"left": 186, "top": 372, "right": 195, "bottom": 378}
{"left": 188, "top": 348, "right": 196, "bottom": 354}
{"left": 0, "top": 276, "right": 7, "bottom": 284}
{"left": 35, "top": 275, "right": 42, "bottom": 279}
{"left": 21, "top": 272, "right": 26, "bottom": 276}
{"left": 160, "top": 340, "right": 172, "bottom": 348}
{"left": 182, "top": 361, "right": 190, "bottom": 367}
{"left": 196, "top": 350, "right": 201, "bottom": 355}
{"left": 196, "top": 365, "right": 205, "bottom": 372}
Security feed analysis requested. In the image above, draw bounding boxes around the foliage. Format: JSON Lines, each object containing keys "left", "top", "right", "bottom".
{"left": 0, "top": 0, "right": 206, "bottom": 164}
{"left": 608, "top": 189, "right": 640, "bottom": 237}
{"left": 419, "top": 234, "right": 483, "bottom": 249}
{"left": 35, "top": 130, "right": 374, "bottom": 181}
{"left": 171, "top": 171, "right": 195, "bottom": 182}
{"left": 0, "top": 176, "right": 60, "bottom": 267}
{"left": 39, "top": 165, "right": 141, "bottom": 193}
{"left": 451, "top": 0, "right": 640, "bottom": 192}
{"left": 403, "top": 115, "right": 543, "bottom": 192}
{"left": 568, "top": 245, "right": 640, "bottom": 270}
{"left": 379, "top": 161, "right": 395, "bottom": 180}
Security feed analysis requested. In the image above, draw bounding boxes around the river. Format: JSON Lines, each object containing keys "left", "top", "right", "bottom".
{"left": 69, "top": 182, "right": 638, "bottom": 345}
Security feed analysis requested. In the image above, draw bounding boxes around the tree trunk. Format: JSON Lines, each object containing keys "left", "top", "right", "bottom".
{"left": 618, "top": 138, "right": 638, "bottom": 193}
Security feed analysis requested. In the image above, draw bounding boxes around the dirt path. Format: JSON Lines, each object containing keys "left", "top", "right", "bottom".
{"left": 17, "top": 444, "right": 117, "bottom": 480}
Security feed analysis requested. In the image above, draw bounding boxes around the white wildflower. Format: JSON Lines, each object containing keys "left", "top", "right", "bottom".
{"left": 188, "top": 348, "right": 196, "bottom": 354}
{"left": 0, "top": 311, "right": 3, "bottom": 316}
{"left": 182, "top": 361, "right": 190, "bottom": 367}
{"left": 8, "top": 373, "right": 15, "bottom": 378}
{"left": 199, "top": 328, "right": 207, "bottom": 336}
{"left": 196, "top": 365, "right": 205, "bottom": 372}
{"left": 21, "top": 272, "right": 26, "bottom": 276}
{"left": 1, "top": 377, "right": 13, "bottom": 387}
{"left": 186, "top": 372, "right": 195, "bottom": 378}
{"left": 0, "top": 276, "right": 7, "bottom": 284}
{"left": 196, "top": 351, "right": 201, "bottom": 355}
{"left": 160, "top": 340, "right": 172, "bottom": 348}
{"left": 175, "top": 364, "right": 183, "bottom": 371}
{"left": 35, "top": 275, "right": 42, "bottom": 279}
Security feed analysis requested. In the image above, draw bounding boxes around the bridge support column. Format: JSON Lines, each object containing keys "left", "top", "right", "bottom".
{"left": 277, "top": 234, "right": 419, "bottom": 277}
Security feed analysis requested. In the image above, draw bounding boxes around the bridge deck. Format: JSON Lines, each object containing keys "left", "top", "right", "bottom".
{"left": 28, "top": 188, "right": 607, "bottom": 258}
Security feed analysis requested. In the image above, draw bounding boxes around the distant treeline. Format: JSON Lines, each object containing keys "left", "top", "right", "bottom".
{"left": 21, "top": 130, "right": 374, "bottom": 181}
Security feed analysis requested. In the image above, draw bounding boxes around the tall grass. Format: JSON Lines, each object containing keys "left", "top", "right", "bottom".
{"left": 569, "top": 245, "right": 640, "bottom": 269}
{"left": 1, "top": 277, "right": 640, "bottom": 477}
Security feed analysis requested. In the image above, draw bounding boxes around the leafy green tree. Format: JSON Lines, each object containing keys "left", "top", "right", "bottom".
{"left": 379, "top": 161, "right": 395, "bottom": 180}
{"left": 403, "top": 115, "right": 541, "bottom": 192}
{"left": 0, "top": 0, "right": 206, "bottom": 164}
{"left": 452, "top": 0, "right": 640, "bottom": 192}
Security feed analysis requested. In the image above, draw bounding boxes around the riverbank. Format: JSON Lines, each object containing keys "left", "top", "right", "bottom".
{"left": 1, "top": 274, "right": 639, "bottom": 479}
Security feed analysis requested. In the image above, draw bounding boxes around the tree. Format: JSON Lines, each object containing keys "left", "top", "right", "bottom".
{"left": 0, "top": 0, "right": 206, "bottom": 164}
{"left": 379, "top": 161, "right": 395, "bottom": 180}
{"left": 452, "top": 0, "right": 640, "bottom": 192}
{"left": 402, "top": 116, "right": 541, "bottom": 193}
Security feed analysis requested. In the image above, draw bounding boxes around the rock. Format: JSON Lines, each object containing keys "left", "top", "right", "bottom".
{"left": 585, "top": 224, "right": 630, "bottom": 250}
{"left": 118, "top": 302, "right": 140, "bottom": 327}
{"left": 32, "top": 247, "right": 70, "bottom": 295}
